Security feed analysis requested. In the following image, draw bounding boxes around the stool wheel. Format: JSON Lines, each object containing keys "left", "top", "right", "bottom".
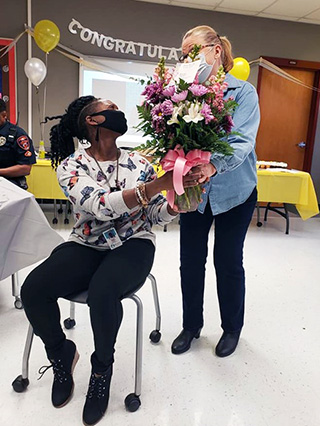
{"left": 14, "top": 298, "right": 23, "bottom": 310}
{"left": 58, "top": 208, "right": 63, "bottom": 214}
{"left": 64, "top": 318, "right": 76, "bottom": 329}
{"left": 64, "top": 218, "right": 69, "bottom": 225}
{"left": 149, "top": 330, "right": 161, "bottom": 343}
{"left": 52, "top": 218, "right": 58, "bottom": 224}
{"left": 125, "top": 393, "right": 141, "bottom": 412}
{"left": 257, "top": 222, "right": 262, "bottom": 227}
{"left": 12, "top": 375, "right": 29, "bottom": 393}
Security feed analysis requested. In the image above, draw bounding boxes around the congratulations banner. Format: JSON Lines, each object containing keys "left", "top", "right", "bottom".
{"left": 68, "top": 18, "right": 181, "bottom": 62}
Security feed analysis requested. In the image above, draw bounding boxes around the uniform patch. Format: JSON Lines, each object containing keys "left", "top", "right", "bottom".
{"left": 17, "top": 135, "right": 30, "bottom": 150}
{"left": 24, "top": 150, "right": 32, "bottom": 157}
{"left": 0, "top": 136, "right": 6, "bottom": 146}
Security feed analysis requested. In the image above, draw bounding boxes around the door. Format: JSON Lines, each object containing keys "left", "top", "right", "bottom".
{"left": 0, "top": 39, "right": 16, "bottom": 123}
{"left": 256, "top": 67, "right": 315, "bottom": 170}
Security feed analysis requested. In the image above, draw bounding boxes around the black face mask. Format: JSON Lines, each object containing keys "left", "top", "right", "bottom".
{"left": 91, "top": 109, "right": 128, "bottom": 136}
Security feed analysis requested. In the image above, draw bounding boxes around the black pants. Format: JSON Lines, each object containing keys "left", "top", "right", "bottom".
{"left": 180, "top": 188, "right": 257, "bottom": 333}
{"left": 21, "top": 238, "right": 155, "bottom": 372}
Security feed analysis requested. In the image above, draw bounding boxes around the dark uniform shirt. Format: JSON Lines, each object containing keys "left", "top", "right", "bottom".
{"left": 0, "top": 120, "right": 36, "bottom": 189}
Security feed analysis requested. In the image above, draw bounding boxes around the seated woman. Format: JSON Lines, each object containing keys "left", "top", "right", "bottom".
{"left": 21, "top": 96, "right": 200, "bottom": 426}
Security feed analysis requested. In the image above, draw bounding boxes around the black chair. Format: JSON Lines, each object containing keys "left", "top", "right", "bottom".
{"left": 12, "top": 273, "right": 161, "bottom": 412}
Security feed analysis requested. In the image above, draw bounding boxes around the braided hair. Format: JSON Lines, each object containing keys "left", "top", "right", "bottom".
{"left": 45, "top": 95, "right": 98, "bottom": 169}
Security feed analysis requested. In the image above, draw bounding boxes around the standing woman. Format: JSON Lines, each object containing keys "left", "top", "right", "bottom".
{"left": 171, "top": 25, "right": 260, "bottom": 357}
{"left": 21, "top": 96, "right": 199, "bottom": 425}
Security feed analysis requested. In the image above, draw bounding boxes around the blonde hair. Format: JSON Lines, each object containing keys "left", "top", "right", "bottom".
{"left": 183, "top": 25, "right": 234, "bottom": 73}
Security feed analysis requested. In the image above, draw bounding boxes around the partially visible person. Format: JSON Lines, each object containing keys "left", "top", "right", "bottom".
{"left": 171, "top": 25, "right": 260, "bottom": 358}
{"left": 21, "top": 96, "right": 200, "bottom": 426}
{"left": 0, "top": 99, "right": 36, "bottom": 189}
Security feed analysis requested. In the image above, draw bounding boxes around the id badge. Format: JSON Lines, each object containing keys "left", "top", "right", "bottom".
{"left": 171, "top": 61, "right": 200, "bottom": 84}
{"left": 103, "top": 227, "right": 123, "bottom": 250}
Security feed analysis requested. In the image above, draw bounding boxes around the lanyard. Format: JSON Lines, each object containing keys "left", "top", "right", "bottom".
{"left": 90, "top": 148, "right": 121, "bottom": 192}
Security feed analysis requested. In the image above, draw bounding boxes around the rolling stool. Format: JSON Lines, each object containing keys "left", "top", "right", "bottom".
{"left": 12, "top": 273, "right": 161, "bottom": 412}
{"left": 11, "top": 272, "right": 23, "bottom": 309}
{"left": 53, "top": 200, "right": 72, "bottom": 225}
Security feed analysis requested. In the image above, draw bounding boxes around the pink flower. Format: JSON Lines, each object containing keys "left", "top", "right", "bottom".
{"left": 163, "top": 85, "right": 175, "bottom": 97}
{"left": 162, "top": 100, "right": 174, "bottom": 116}
{"left": 171, "top": 90, "right": 188, "bottom": 103}
{"left": 151, "top": 104, "right": 163, "bottom": 121}
{"left": 200, "top": 103, "right": 214, "bottom": 124}
{"left": 189, "top": 84, "right": 208, "bottom": 97}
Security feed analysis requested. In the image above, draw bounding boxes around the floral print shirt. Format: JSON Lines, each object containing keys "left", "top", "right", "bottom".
{"left": 57, "top": 148, "right": 174, "bottom": 249}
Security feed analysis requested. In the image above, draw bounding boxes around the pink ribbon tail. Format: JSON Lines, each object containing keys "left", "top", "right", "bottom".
{"left": 166, "top": 189, "right": 175, "bottom": 208}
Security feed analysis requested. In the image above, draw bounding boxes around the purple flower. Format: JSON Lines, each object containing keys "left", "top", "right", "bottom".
{"left": 142, "top": 81, "right": 163, "bottom": 103}
{"left": 200, "top": 103, "right": 214, "bottom": 124}
{"left": 163, "top": 85, "right": 175, "bottom": 97}
{"left": 224, "top": 115, "right": 234, "bottom": 133}
{"left": 161, "top": 100, "right": 174, "bottom": 116}
{"left": 151, "top": 104, "right": 163, "bottom": 121}
{"left": 189, "top": 84, "right": 208, "bottom": 97}
{"left": 171, "top": 90, "right": 188, "bottom": 103}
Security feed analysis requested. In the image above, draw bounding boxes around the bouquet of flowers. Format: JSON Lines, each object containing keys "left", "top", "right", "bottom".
{"left": 136, "top": 46, "right": 238, "bottom": 211}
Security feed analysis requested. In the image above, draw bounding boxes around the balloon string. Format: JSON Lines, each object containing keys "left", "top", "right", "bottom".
{"left": 41, "top": 53, "right": 48, "bottom": 142}
{"left": 36, "top": 87, "right": 43, "bottom": 141}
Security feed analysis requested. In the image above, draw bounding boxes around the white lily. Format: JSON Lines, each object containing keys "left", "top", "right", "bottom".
{"left": 168, "top": 103, "right": 185, "bottom": 125}
{"left": 183, "top": 102, "right": 204, "bottom": 123}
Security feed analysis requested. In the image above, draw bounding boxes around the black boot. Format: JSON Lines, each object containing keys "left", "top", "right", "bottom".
{"left": 215, "top": 331, "right": 241, "bottom": 358}
{"left": 82, "top": 365, "right": 113, "bottom": 426}
{"left": 171, "top": 328, "right": 201, "bottom": 355}
{"left": 39, "top": 339, "right": 79, "bottom": 408}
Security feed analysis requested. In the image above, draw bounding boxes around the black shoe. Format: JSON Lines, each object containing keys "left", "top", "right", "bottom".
{"left": 39, "top": 339, "right": 79, "bottom": 408}
{"left": 171, "top": 328, "right": 201, "bottom": 355}
{"left": 215, "top": 331, "right": 241, "bottom": 358}
{"left": 82, "top": 366, "right": 113, "bottom": 426}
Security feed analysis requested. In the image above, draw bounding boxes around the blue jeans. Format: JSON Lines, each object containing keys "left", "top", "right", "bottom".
{"left": 179, "top": 187, "right": 257, "bottom": 333}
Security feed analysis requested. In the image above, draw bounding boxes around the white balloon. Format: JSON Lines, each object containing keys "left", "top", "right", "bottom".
{"left": 24, "top": 57, "right": 47, "bottom": 87}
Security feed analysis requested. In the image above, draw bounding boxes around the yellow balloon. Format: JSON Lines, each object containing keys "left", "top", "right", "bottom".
{"left": 34, "top": 20, "right": 60, "bottom": 53}
{"left": 229, "top": 57, "right": 250, "bottom": 81}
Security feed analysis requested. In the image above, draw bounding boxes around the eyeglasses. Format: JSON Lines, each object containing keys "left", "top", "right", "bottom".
{"left": 178, "top": 44, "right": 216, "bottom": 63}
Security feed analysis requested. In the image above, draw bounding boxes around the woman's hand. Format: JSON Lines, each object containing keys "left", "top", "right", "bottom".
{"left": 190, "top": 163, "right": 217, "bottom": 184}
{"left": 156, "top": 169, "right": 203, "bottom": 191}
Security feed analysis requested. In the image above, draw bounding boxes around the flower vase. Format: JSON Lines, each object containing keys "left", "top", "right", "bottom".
{"left": 174, "top": 185, "right": 202, "bottom": 212}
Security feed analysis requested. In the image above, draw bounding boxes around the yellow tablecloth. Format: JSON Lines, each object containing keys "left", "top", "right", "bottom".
{"left": 26, "top": 160, "right": 319, "bottom": 220}
{"left": 257, "top": 169, "right": 319, "bottom": 220}
{"left": 26, "top": 159, "right": 67, "bottom": 200}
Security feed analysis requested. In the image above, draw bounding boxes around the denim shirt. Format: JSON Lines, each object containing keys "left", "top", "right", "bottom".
{"left": 198, "top": 73, "right": 260, "bottom": 216}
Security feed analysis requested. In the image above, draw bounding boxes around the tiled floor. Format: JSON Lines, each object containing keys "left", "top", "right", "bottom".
{"left": 0, "top": 209, "right": 319, "bottom": 426}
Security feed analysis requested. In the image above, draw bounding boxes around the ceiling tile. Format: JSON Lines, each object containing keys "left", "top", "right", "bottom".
{"left": 218, "top": 0, "right": 275, "bottom": 13}
{"left": 133, "top": 0, "right": 320, "bottom": 25}
{"left": 170, "top": 1, "right": 216, "bottom": 10}
{"left": 304, "top": 8, "right": 320, "bottom": 19}
{"left": 215, "top": 6, "right": 257, "bottom": 15}
{"left": 174, "top": 0, "right": 220, "bottom": 5}
{"left": 258, "top": 12, "right": 300, "bottom": 21}
{"left": 263, "top": 0, "right": 320, "bottom": 18}
{"left": 298, "top": 17, "right": 320, "bottom": 25}
{"left": 134, "top": 0, "right": 171, "bottom": 3}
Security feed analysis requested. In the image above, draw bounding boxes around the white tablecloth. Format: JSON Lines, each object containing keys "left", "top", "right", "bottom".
{"left": 0, "top": 177, "right": 64, "bottom": 280}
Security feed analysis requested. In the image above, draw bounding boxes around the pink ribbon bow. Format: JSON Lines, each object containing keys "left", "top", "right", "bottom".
{"left": 160, "top": 145, "right": 211, "bottom": 208}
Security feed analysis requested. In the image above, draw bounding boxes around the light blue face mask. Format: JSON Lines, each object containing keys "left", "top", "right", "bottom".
{"left": 197, "top": 52, "right": 216, "bottom": 83}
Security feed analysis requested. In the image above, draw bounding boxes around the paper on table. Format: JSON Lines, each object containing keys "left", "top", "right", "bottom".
{"left": 261, "top": 168, "right": 301, "bottom": 173}
{"left": 0, "top": 178, "right": 64, "bottom": 280}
